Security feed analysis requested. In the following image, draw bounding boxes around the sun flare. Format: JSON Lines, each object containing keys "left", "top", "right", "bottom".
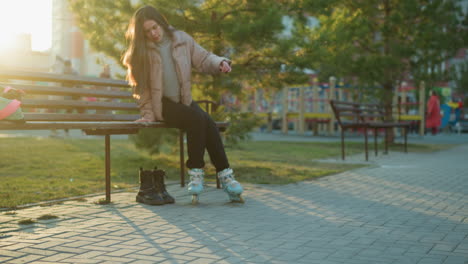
{"left": 0, "top": 0, "right": 52, "bottom": 52}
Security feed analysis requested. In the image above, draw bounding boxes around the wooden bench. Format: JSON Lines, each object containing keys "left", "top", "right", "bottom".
{"left": 330, "top": 100, "right": 409, "bottom": 161}
{"left": 0, "top": 69, "right": 229, "bottom": 202}
{"left": 361, "top": 103, "right": 409, "bottom": 157}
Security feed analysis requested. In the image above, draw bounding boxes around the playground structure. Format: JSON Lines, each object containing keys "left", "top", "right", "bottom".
{"left": 440, "top": 98, "right": 465, "bottom": 132}
{"left": 240, "top": 77, "right": 430, "bottom": 136}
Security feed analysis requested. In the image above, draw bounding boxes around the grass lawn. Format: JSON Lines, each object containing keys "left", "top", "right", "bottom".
{"left": 0, "top": 137, "right": 452, "bottom": 209}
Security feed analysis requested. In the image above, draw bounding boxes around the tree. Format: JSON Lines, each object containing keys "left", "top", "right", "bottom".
{"left": 68, "top": 0, "right": 304, "bottom": 100}
{"left": 291, "top": 0, "right": 467, "bottom": 117}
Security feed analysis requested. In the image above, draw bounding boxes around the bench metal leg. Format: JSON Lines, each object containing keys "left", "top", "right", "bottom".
{"left": 404, "top": 127, "right": 408, "bottom": 153}
{"left": 341, "top": 129, "right": 345, "bottom": 160}
{"left": 364, "top": 127, "right": 368, "bottom": 161}
{"left": 105, "top": 134, "right": 111, "bottom": 202}
{"left": 374, "top": 128, "right": 378, "bottom": 156}
{"left": 384, "top": 128, "right": 389, "bottom": 154}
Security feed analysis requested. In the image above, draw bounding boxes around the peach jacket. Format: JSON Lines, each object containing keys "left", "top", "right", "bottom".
{"left": 137, "top": 29, "right": 230, "bottom": 121}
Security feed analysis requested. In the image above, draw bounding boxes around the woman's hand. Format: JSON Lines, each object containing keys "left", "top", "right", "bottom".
{"left": 219, "top": 61, "right": 231, "bottom": 73}
{"left": 135, "top": 118, "right": 152, "bottom": 123}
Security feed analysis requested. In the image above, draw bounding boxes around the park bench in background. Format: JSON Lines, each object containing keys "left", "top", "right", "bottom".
{"left": 330, "top": 100, "right": 410, "bottom": 161}
{"left": 0, "top": 69, "right": 228, "bottom": 202}
{"left": 330, "top": 100, "right": 370, "bottom": 161}
{"left": 361, "top": 103, "right": 409, "bottom": 156}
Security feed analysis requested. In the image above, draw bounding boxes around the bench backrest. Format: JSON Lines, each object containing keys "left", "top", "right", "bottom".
{"left": 330, "top": 100, "right": 364, "bottom": 126}
{"left": 359, "top": 103, "right": 386, "bottom": 123}
{"left": 1, "top": 69, "right": 139, "bottom": 122}
{"left": 331, "top": 100, "right": 397, "bottom": 126}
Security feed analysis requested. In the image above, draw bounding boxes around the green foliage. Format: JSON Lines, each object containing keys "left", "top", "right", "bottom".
{"left": 211, "top": 106, "right": 263, "bottom": 147}
{"left": 37, "top": 214, "right": 59, "bottom": 220}
{"left": 18, "top": 219, "right": 36, "bottom": 225}
{"left": 291, "top": 0, "right": 467, "bottom": 102}
{"left": 129, "top": 128, "right": 179, "bottom": 155}
{"left": 3, "top": 211, "right": 16, "bottom": 215}
{"left": 68, "top": 0, "right": 133, "bottom": 63}
{"left": 224, "top": 112, "right": 263, "bottom": 147}
{"left": 94, "top": 198, "right": 112, "bottom": 205}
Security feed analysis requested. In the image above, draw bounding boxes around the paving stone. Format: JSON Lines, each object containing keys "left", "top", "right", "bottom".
{"left": 417, "top": 257, "right": 447, "bottom": 264}
{"left": 442, "top": 256, "right": 468, "bottom": 264}
{"left": 39, "top": 253, "right": 76, "bottom": 262}
{"left": 104, "top": 249, "right": 138, "bottom": 257}
{"left": 7, "top": 254, "right": 44, "bottom": 263}
{"left": 127, "top": 260, "right": 155, "bottom": 264}
{"left": 94, "top": 255, "right": 134, "bottom": 263}
{"left": 432, "top": 243, "right": 457, "bottom": 252}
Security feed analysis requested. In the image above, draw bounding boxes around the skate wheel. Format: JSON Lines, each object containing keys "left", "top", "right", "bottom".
{"left": 231, "top": 195, "right": 245, "bottom": 204}
{"left": 191, "top": 195, "right": 199, "bottom": 205}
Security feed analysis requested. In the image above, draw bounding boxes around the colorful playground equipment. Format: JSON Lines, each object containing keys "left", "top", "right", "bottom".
{"left": 246, "top": 77, "right": 351, "bottom": 135}
{"left": 441, "top": 100, "right": 464, "bottom": 131}
{"left": 241, "top": 77, "right": 431, "bottom": 136}
{"left": 392, "top": 82, "right": 426, "bottom": 136}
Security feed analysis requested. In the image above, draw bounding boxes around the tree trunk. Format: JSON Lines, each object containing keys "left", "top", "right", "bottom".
{"left": 383, "top": 82, "right": 395, "bottom": 143}
{"left": 382, "top": 0, "right": 395, "bottom": 143}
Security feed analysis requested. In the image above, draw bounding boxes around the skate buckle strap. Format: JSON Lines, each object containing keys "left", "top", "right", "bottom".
{"left": 218, "top": 170, "right": 240, "bottom": 188}
{"left": 188, "top": 169, "right": 204, "bottom": 184}
{"left": 190, "top": 175, "right": 202, "bottom": 184}
{"left": 223, "top": 176, "right": 240, "bottom": 188}
{"left": 217, "top": 168, "right": 233, "bottom": 178}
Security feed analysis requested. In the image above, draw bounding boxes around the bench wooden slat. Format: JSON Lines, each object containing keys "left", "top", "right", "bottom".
{"left": 22, "top": 99, "right": 139, "bottom": 111}
{"left": 360, "top": 114, "right": 382, "bottom": 118}
{"left": 339, "top": 112, "right": 360, "bottom": 117}
{"left": 22, "top": 113, "right": 140, "bottom": 121}
{"left": 0, "top": 121, "right": 166, "bottom": 130}
{"left": 0, "top": 82, "right": 132, "bottom": 99}
{"left": 367, "top": 121, "right": 410, "bottom": 128}
{"left": 0, "top": 69, "right": 129, "bottom": 87}
{"left": 0, "top": 120, "right": 229, "bottom": 131}
{"left": 19, "top": 113, "right": 230, "bottom": 128}
{"left": 334, "top": 106, "right": 361, "bottom": 112}
{"left": 84, "top": 128, "right": 140, "bottom": 135}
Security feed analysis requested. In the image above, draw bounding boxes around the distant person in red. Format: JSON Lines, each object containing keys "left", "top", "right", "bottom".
{"left": 426, "top": 90, "right": 441, "bottom": 135}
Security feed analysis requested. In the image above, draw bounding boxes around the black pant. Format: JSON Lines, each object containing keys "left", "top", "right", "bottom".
{"left": 162, "top": 97, "right": 229, "bottom": 172}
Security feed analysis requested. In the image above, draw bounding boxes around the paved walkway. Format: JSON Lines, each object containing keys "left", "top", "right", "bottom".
{"left": 1, "top": 133, "right": 468, "bottom": 263}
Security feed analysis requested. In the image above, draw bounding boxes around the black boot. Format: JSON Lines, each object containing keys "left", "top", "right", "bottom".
{"left": 136, "top": 168, "right": 165, "bottom": 205}
{"left": 153, "top": 167, "right": 175, "bottom": 204}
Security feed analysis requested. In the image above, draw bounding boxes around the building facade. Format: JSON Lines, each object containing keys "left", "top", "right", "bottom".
{"left": 51, "top": 0, "right": 125, "bottom": 78}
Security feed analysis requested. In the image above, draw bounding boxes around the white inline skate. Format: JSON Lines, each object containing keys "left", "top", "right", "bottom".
{"left": 187, "top": 168, "right": 204, "bottom": 204}
{"left": 217, "top": 168, "right": 244, "bottom": 203}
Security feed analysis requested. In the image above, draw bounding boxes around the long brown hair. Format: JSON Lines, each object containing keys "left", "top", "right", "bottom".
{"left": 122, "top": 5, "right": 174, "bottom": 98}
